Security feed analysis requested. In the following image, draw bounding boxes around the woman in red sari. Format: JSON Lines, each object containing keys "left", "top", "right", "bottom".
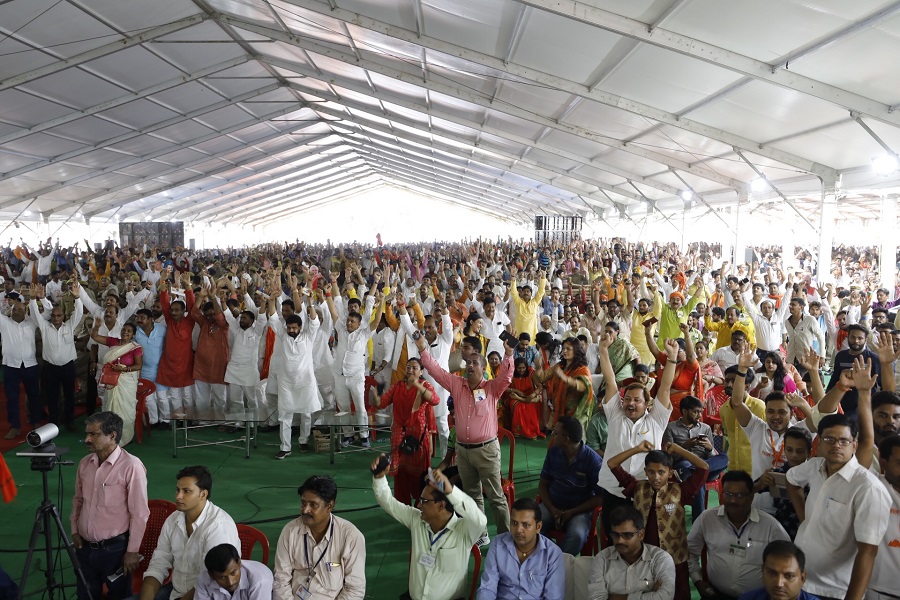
{"left": 536, "top": 338, "right": 594, "bottom": 431}
{"left": 371, "top": 357, "right": 437, "bottom": 504}
{"left": 504, "top": 358, "right": 544, "bottom": 439}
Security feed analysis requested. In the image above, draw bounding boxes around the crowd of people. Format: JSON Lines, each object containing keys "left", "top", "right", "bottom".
{"left": 4, "top": 234, "right": 900, "bottom": 600}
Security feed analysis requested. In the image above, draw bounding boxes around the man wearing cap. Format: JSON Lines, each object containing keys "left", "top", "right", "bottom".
{"left": 657, "top": 286, "right": 704, "bottom": 350}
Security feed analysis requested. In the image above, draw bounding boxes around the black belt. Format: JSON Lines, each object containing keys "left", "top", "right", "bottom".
{"left": 458, "top": 437, "right": 496, "bottom": 450}
{"left": 85, "top": 532, "right": 128, "bottom": 550}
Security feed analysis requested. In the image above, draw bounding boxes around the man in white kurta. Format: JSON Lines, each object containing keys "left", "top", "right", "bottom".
{"left": 268, "top": 304, "right": 320, "bottom": 459}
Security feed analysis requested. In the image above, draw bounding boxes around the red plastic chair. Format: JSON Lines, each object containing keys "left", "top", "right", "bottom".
{"left": 467, "top": 544, "right": 482, "bottom": 600}
{"left": 132, "top": 499, "right": 176, "bottom": 593}
{"left": 535, "top": 496, "right": 602, "bottom": 556}
{"left": 704, "top": 471, "right": 725, "bottom": 509}
{"left": 135, "top": 378, "right": 156, "bottom": 444}
{"left": 236, "top": 524, "right": 270, "bottom": 564}
{"left": 498, "top": 427, "right": 516, "bottom": 508}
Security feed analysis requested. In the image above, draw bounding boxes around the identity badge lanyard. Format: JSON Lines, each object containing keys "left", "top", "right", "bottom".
{"left": 420, "top": 527, "right": 450, "bottom": 569}
{"left": 728, "top": 520, "right": 751, "bottom": 558}
{"left": 768, "top": 430, "right": 785, "bottom": 467}
{"left": 302, "top": 518, "right": 335, "bottom": 587}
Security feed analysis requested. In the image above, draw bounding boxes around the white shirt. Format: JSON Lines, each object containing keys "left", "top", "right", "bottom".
{"left": 372, "top": 326, "right": 396, "bottom": 370}
{"left": 224, "top": 311, "right": 266, "bottom": 386}
{"left": 332, "top": 296, "right": 375, "bottom": 378}
{"left": 268, "top": 310, "right": 319, "bottom": 387}
{"left": 481, "top": 310, "right": 511, "bottom": 356}
{"left": 142, "top": 267, "right": 161, "bottom": 285}
{"left": 687, "top": 506, "right": 789, "bottom": 596}
{"left": 869, "top": 474, "right": 900, "bottom": 595}
{"left": 783, "top": 313, "right": 826, "bottom": 363}
{"left": 0, "top": 312, "right": 37, "bottom": 368}
{"left": 711, "top": 346, "right": 760, "bottom": 374}
{"left": 787, "top": 456, "right": 891, "bottom": 597}
{"left": 30, "top": 299, "right": 83, "bottom": 365}
{"left": 45, "top": 279, "right": 63, "bottom": 303}
{"left": 742, "top": 292, "right": 789, "bottom": 352}
{"left": 596, "top": 395, "right": 673, "bottom": 498}
{"left": 741, "top": 415, "right": 790, "bottom": 515}
{"left": 144, "top": 501, "right": 240, "bottom": 599}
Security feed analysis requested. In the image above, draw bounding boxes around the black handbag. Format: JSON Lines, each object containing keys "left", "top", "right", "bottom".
{"left": 399, "top": 428, "right": 426, "bottom": 455}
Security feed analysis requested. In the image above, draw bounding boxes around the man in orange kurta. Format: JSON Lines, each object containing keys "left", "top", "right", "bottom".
{"left": 190, "top": 290, "right": 230, "bottom": 415}
{"left": 157, "top": 287, "right": 195, "bottom": 416}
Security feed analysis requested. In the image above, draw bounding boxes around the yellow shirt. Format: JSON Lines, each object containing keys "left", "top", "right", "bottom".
{"left": 510, "top": 278, "right": 546, "bottom": 345}
{"left": 719, "top": 395, "right": 765, "bottom": 473}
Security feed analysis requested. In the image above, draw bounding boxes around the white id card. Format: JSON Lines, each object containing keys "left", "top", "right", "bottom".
{"left": 296, "top": 584, "right": 311, "bottom": 600}
{"left": 418, "top": 554, "right": 436, "bottom": 569}
{"left": 473, "top": 389, "right": 486, "bottom": 403}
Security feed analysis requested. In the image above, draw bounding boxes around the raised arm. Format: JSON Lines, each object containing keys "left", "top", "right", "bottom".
{"left": 655, "top": 338, "right": 680, "bottom": 410}
{"left": 597, "top": 332, "right": 619, "bottom": 404}
{"left": 729, "top": 349, "right": 756, "bottom": 427}
{"left": 852, "top": 356, "right": 877, "bottom": 469}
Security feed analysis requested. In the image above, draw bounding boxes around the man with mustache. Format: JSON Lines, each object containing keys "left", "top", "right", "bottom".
{"left": 71, "top": 412, "right": 149, "bottom": 600}
{"left": 273, "top": 475, "right": 365, "bottom": 600}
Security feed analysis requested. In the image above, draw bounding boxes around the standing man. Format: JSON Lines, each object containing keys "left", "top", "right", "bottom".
{"left": 190, "top": 285, "right": 230, "bottom": 416}
{"left": 222, "top": 306, "right": 266, "bottom": 418}
{"left": 267, "top": 281, "right": 321, "bottom": 459}
{"left": 71, "top": 412, "right": 149, "bottom": 600}
{"left": 157, "top": 275, "right": 196, "bottom": 418}
{"left": 510, "top": 267, "right": 546, "bottom": 345}
{"left": 477, "top": 497, "right": 565, "bottom": 600}
{"left": 134, "top": 308, "right": 168, "bottom": 429}
{"left": 140, "top": 466, "right": 240, "bottom": 600}
{"left": 195, "top": 544, "right": 273, "bottom": 600}
{"left": 371, "top": 457, "right": 485, "bottom": 600}
{"left": 826, "top": 324, "right": 880, "bottom": 420}
{"left": 0, "top": 295, "right": 40, "bottom": 440}
{"left": 29, "top": 283, "right": 83, "bottom": 432}
{"left": 414, "top": 332, "right": 515, "bottom": 547}
{"left": 786, "top": 413, "right": 890, "bottom": 600}
{"left": 586, "top": 505, "right": 676, "bottom": 600}
{"left": 784, "top": 297, "right": 825, "bottom": 372}
{"left": 327, "top": 279, "right": 381, "bottom": 448}
{"left": 273, "top": 475, "right": 366, "bottom": 600}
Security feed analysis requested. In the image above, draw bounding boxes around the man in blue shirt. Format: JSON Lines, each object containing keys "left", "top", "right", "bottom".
{"left": 478, "top": 497, "right": 564, "bottom": 600}
{"left": 537, "top": 416, "right": 603, "bottom": 555}
{"left": 134, "top": 308, "right": 168, "bottom": 428}
{"left": 738, "top": 540, "right": 820, "bottom": 600}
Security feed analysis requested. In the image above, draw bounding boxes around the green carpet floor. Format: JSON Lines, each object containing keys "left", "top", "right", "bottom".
{"left": 1, "top": 421, "right": 711, "bottom": 599}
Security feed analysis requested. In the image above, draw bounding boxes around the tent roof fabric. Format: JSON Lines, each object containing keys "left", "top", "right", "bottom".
{"left": 1, "top": 0, "right": 899, "bottom": 228}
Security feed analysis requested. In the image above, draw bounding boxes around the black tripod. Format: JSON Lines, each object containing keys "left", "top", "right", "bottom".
{"left": 18, "top": 455, "right": 92, "bottom": 600}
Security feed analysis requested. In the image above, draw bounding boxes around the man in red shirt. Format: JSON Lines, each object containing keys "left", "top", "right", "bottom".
{"left": 157, "top": 274, "right": 196, "bottom": 416}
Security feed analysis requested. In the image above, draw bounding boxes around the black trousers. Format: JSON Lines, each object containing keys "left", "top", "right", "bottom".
{"left": 43, "top": 361, "right": 76, "bottom": 425}
{"left": 599, "top": 488, "right": 634, "bottom": 547}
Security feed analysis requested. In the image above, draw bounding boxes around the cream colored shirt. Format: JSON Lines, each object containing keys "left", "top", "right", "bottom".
{"left": 273, "top": 515, "right": 365, "bottom": 600}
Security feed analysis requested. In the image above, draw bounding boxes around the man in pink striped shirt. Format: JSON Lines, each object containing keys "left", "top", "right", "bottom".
{"left": 415, "top": 333, "right": 515, "bottom": 548}
{"left": 71, "top": 411, "right": 149, "bottom": 600}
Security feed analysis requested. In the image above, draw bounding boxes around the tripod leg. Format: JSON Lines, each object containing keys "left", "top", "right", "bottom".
{"left": 18, "top": 508, "right": 47, "bottom": 600}
{"left": 48, "top": 504, "right": 94, "bottom": 600}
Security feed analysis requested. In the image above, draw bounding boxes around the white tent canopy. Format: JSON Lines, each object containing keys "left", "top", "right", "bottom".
{"left": 1, "top": 0, "right": 899, "bottom": 240}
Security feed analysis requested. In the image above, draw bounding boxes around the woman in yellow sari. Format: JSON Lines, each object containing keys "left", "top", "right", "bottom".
{"left": 536, "top": 337, "right": 594, "bottom": 430}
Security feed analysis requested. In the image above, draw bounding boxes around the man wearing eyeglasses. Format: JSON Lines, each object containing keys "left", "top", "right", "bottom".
{"left": 370, "top": 456, "right": 485, "bottom": 600}
{"left": 786, "top": 413, "right": 890, "bottom": 600}
{"left": 587, "top": 505, "right": 675, "bottom": 600}
{"left": 687, "top": 471, "right": 789, "bottom": 600}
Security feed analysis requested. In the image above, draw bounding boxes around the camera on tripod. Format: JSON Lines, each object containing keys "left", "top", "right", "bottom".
{"left": 15, "top": 424, "right": 68, "bottom": 471}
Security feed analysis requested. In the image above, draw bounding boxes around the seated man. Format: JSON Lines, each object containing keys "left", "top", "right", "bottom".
{"left": 687, "top": 471, "right": 789, "bottom": 600}
{"left": 586, "top": 505, "right": 675, "bottom": 599}
{"left": 477, "top": 497, "right": 565, "bottom": 600}
{"left": 662, "top": 394, "right": 729, "bottom": 517}
{"left": 141, "top": 466, "right": 240, "bottom": 600}
{"left": 737, "top": 540, "right": 820, "bottom": 600}
{"left": 195, "top": 544, "right": 273, "bottom": 600}
{"left": 537, "top": 416, "right": 603, "bottom": 555}
{"left": 273, "top": 475, "right": 365, "bottom": 600}
{"left": 371, "top": 456, "right": 484, "bottom": 600}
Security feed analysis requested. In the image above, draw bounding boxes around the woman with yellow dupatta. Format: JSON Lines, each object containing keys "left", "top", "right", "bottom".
{"left": 90, "top": 319, "right": 143, "bottom": 446}
{"left": 536, "top": 337, "right": 594, "bottom": 430}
